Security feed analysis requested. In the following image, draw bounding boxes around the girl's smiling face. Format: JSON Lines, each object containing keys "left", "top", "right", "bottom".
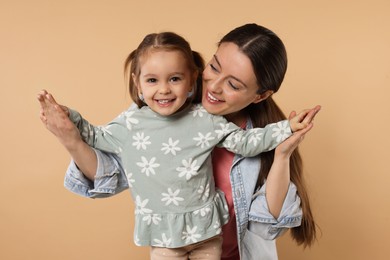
{"left": 135, "top": 50, "right": 194, "bottom": 116}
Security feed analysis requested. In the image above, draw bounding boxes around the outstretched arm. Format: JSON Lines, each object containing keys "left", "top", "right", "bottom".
{"left": 37, "top": 90, "right": 97, "bottom": 180}
{"left": 265, "top": 106, "right": 320, "bottom": 218}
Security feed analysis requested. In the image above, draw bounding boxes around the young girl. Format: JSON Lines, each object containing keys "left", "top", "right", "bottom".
{"left": 38, "top": 31, "right": 317, "bottom": 259}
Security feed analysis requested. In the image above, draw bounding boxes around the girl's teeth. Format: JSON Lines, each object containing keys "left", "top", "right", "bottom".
{"left": 158, "top": 100, "right": 170, "bottom": 104}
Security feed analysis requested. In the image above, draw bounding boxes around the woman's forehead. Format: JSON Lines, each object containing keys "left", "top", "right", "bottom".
{"left": 214, "top": 43, "right": 257, "bottom": 86}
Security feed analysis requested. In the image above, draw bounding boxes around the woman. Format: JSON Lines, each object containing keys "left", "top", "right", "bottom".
{"left": 41, "top": 23, "right": 319, "bottom": 259}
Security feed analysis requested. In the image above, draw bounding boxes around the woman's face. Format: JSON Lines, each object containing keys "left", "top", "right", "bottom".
{"left": 202, "top": 42, "right": 267, "bottom": 124}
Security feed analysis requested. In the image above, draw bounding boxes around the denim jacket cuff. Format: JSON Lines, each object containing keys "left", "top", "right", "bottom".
{"left": 248, "top": 182, "right": 302, "bottom": 239}
{"left": 64, "top": 149, "right": 128, "bottom": 198}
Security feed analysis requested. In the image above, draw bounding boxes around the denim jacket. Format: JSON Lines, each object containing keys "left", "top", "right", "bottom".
{"left": 64, "top": 121, "right": 302, "bottom": 260}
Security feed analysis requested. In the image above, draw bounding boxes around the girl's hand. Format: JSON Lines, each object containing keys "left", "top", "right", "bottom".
{"left": 288, "top": 105, "right": 321, "bottom": 133}
{"left": 37, "top": 89, "right": 82, "bottom": 151}
{"left": 276, "top": 105, "right": 321, "bottom": 158}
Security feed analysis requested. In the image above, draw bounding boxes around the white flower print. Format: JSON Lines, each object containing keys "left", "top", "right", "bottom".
{"left": 213, "top": 220, "right": 222, "bottom": 235}
{"left": 248, "top": 129, "right": 263, "bottom": 146}
{"left": 153, "top": 233, "right": 172, "bottom": 247}
{"left": 177, "top": 158, "right": 200, "bottom": 180}
{"left": 136, "top": 156, "right": 160, "bottom": 176}
{"left": 190, "top": 104, "right": 207, "bottom": 117}
{"left": 132, "top": 132, "right": 151, "bottom": 150}
{"left": 197, "top": 184, "right": 210, "bottom": 201}
{"left": 142, "top": 214, "right": 162, "bottom": 225}
{"left": 161, "top": 138, "right": 181, "bottom": 155}
{"left": 135, "top": 196, "right": 152, "bottom": 215}
{"left": 124, "top": 110, "right": 139, "bottom": 130}
{"left": 193, "top": 132, "right": 215, "bottom": 148}
{"left": 182, "top": 225, "right": 201, "bottom": 244}
{"left": 232, "top": 131, "right": 245, "bottom": 143}
{"left": 125, "top": 170, "right": 135, "bottom": 188}
{"left": 215, "top": 123, "right": 231, "bottom": 139}
{"left": 193, "top": 206, "right": 211, "bottom": 217}
{"left": 272, "top": 121, "right": 291, "bottom": 142}
{"left": 161, "top": 188, "right": 184, "bottom": 206}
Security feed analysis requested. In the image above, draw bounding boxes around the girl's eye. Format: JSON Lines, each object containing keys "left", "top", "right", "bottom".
{"left": 170, "top": 76, "right": 181, "bottom": 82}
{"left": 147, "top": 78, "right": 157, "bottom": 83}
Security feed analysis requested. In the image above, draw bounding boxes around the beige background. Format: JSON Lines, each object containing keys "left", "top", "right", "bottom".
{"left": 1, "top": 0, "right": 389, "bottom": 259}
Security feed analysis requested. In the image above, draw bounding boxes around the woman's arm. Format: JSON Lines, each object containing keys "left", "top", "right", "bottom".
{"left": 265, "top": 106, "right": 320, "bottom": 218}
{"left": 65, "top": 149, "right": 129, "bottom": 198}
{"left": 38, "top": 90, "right": 97, "bottom": 180}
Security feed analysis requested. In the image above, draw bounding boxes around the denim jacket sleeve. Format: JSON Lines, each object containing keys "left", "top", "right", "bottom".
{"left": 247, "top": 182, "right": 302, "bottom": 240}
{"left": 64, "top": 148, "right": 129, "bottom": 198}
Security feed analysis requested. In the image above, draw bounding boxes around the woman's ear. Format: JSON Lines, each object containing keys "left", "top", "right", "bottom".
{"left": 253, "top": 90, "right": 273, "bottom": 104}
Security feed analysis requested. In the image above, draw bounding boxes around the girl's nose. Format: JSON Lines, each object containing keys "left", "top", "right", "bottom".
{"left": 159, "top": 82, "right": 171, "bottom": 94}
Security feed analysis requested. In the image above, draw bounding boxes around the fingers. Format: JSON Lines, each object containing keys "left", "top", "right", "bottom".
{"left": 301, "top": 105, "right": 321, "bottom": 125}
{"left": 290, "top": 121, "right": 314, "bottom": 141}
{"left": 43, "top": 92, "right": 69, "bottom": 116}
{"left": 286, "top": 123, "right": 313, "bottom": 148}
{"left": 296, "top": 122, "right": 314, "bottom": 136}
{"left": 45, "top": 92, "right": 58, "bottom": 105}
{"left": 37, "top": 89, "right": 65, "bottom": 115}
{"left": 39, "top": 113, "right": 47, "bottom": 124}
{"left": 37, "top": 90, "right": 49, "bottom": 109}
{"left": 288, "top": 110, "right": 297, "bottom": 120}
{"left": 37, "top": 90, "right": 65, "bottom": 125}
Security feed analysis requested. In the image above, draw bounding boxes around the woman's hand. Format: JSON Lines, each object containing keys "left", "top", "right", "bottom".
{"left": 37, "top": 89, "right": 82, "bottom": 151}
{"left": 266, "top": 106, "right": 320, "bottom": 218}
{"left": 276, "top": 105, "right": 321, "bottom": 158}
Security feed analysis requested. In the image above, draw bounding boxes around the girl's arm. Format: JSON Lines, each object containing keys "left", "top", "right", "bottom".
{"left": 38, "top": 90, "right": 97, "bottom": 180}
{"left": 218, "top": 106, "right": 320, "bottom": 157}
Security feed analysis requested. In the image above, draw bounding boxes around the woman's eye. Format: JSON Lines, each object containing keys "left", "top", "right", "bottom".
{"left": 228, "top": 81, "right": 239, "bottom": 90}
{"left": 210, "top": 64, "right": 218, "bottom": 72}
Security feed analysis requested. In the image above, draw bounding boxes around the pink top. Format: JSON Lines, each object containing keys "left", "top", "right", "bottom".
{"left": 213, "top": 121, "right": 247, "bottom": 259}
{"left": 213, "top": 146, "right": 239, "bottom": 260}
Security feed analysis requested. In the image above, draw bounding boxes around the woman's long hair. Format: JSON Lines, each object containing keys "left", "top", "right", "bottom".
{"left": 220, "top": 23, "right": 317, "bottom": 247}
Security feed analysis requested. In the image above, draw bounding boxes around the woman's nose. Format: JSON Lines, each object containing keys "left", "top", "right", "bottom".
{"left": 207, "top": 77, "right": 223, "bottom": 94}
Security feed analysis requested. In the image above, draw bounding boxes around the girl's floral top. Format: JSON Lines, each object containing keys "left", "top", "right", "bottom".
{"left": 69, "top": 104, "right": 292, "bottom": 248}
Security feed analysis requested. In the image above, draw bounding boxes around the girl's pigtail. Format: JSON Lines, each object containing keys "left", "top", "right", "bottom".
{"left": 124, "top": 50, "right": 145, "bottom": 108}
{"left": 191, "top": 51, "right": 205, "bottom": 104}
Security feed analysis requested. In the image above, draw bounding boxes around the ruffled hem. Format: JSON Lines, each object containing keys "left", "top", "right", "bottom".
{"left": 133, "top": 190, "right": 229, "bottom": 248}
